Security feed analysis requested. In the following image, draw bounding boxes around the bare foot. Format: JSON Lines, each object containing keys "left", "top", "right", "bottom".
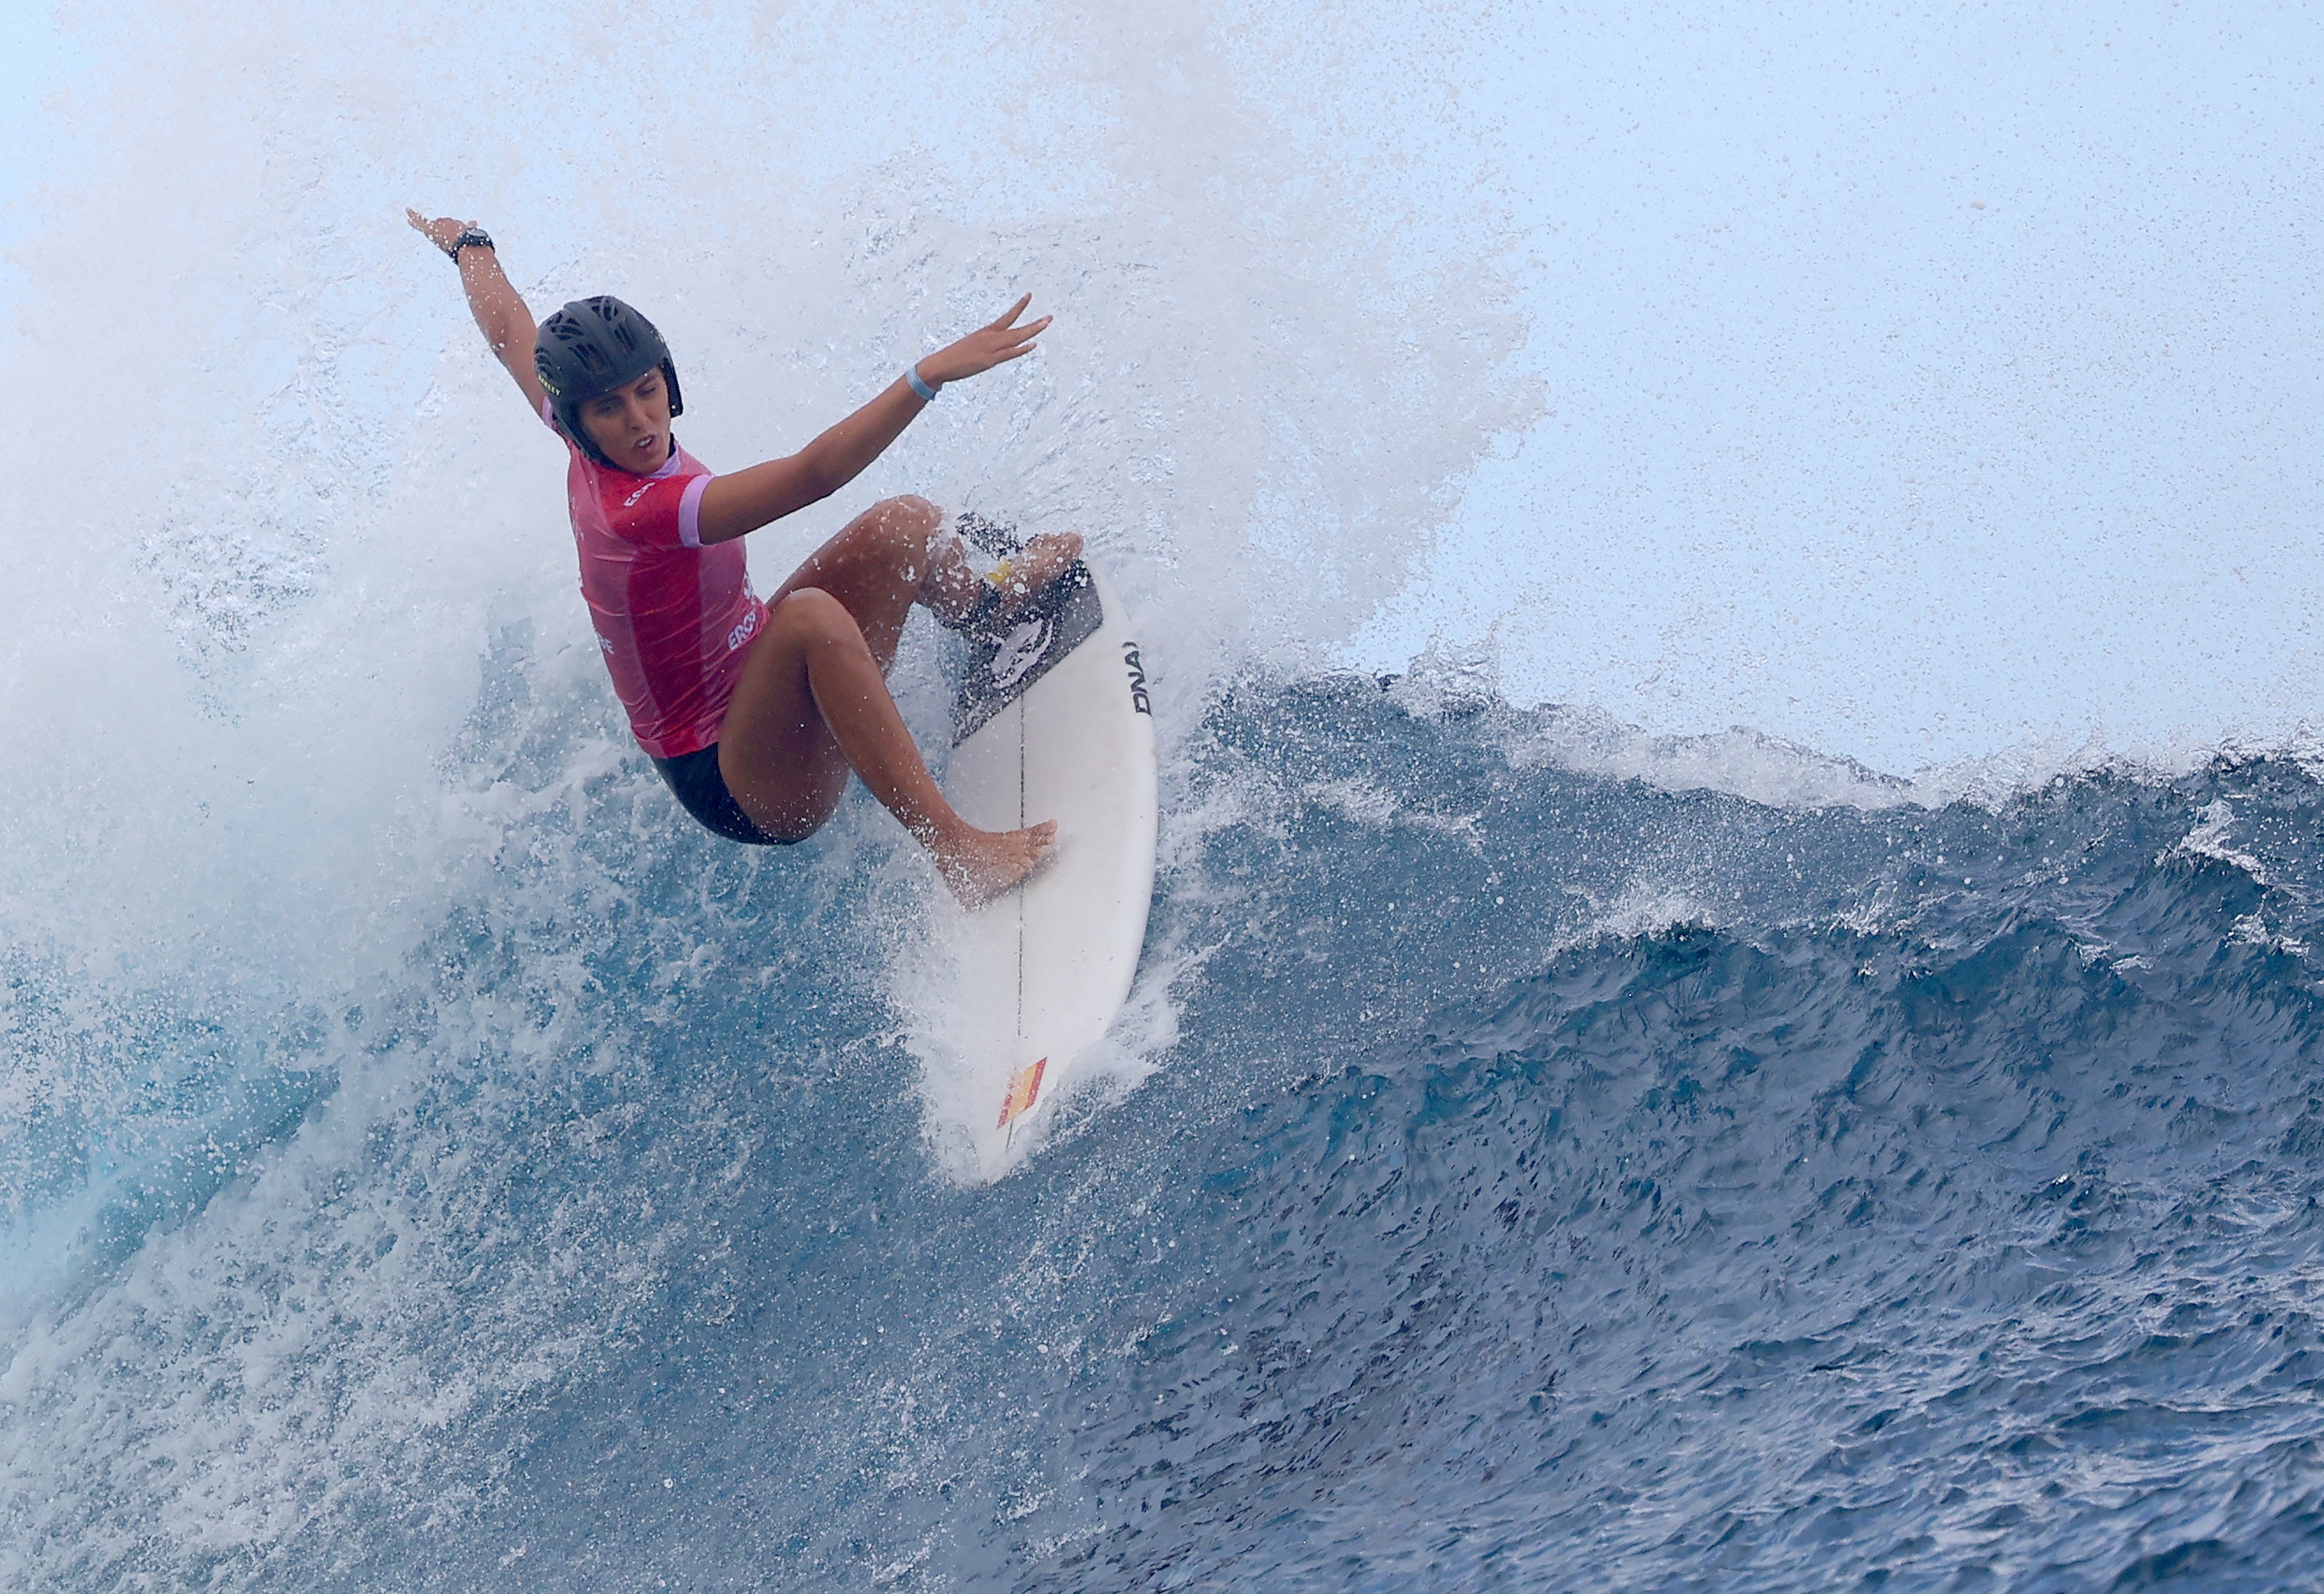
{"left": 924, "top": 531, "right": 1086, "bottom": 631}
{"left": 990, "top": 532, "right": 1085, "bottom": 619}
{"left": 932, "top": 819, "right": 1059, "bottom": 907}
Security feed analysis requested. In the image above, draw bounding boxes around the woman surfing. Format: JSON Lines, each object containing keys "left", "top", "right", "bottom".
{"left": 406, "top": 210, "right": 1080, "bottom": 906}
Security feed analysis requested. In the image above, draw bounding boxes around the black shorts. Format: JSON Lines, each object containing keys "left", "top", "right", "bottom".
{"left": 651, "top": 744, "right": 798, "bottom": 847}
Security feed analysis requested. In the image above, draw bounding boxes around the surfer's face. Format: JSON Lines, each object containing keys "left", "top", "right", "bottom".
{"left": 578, "top": 367, "right": 674, "bottom": 474}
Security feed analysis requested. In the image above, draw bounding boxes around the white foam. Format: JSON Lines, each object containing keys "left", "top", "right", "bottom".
{"left": 0, "top": 0, "right": 1532, "bottom": 1211}
{"left": 1475, "top": 689, "right": 2269, "bottom": 816}
{"left": 2166, "top": 798, "right": 2270, "bottom": 885}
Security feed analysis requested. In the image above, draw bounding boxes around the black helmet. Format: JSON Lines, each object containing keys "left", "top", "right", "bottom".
{"left": 534, "top": 296, "right": 685, "bottom": 468}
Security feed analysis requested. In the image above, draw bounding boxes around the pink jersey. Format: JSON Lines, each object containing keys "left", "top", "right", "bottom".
{"left": 544, "top": 403, "right": 765, "bottom": 759}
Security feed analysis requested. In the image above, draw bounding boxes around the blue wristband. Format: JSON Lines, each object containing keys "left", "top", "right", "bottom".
{"left": 906, "top": 366, "right": 941, "bottom": 403}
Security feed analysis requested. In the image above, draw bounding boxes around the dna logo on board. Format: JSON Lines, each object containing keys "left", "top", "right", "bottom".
{"left": 1122, "top": 642, "right": 1151, "bottom": 715}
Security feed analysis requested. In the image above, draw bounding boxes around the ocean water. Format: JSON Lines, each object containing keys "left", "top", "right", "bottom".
{"left": 13, "top": 665, "right": 2324, "bottom": 1590}
{"left": 9, "top": 0, "right": 2324, "bottom": 1588}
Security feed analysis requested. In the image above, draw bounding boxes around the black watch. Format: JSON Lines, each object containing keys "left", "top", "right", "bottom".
{"left": 448, "top": 226, "right": 494, "bottom": 262}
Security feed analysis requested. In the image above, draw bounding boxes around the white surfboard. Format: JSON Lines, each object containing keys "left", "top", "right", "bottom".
{"left": 943, "top": 561, "right": 1158, "bottom": 1176}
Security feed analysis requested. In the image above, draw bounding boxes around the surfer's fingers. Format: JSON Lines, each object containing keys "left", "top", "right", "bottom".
{"left": 404, "top": 208, "right": 466, "bottom": 248}
{"left": 991, "top": 316, "right": 1052, "bottom": 351}
{"left": 985, "top": 292, "right": 1035, "bottom": 330}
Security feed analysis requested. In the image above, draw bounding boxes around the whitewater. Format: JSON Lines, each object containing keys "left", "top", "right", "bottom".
{"left": 5, "top": 2, "right": 2324, "bottom": 1588}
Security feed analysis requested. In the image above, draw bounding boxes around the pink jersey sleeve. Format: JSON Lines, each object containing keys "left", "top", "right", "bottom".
{"left": 602, "top": 471, "right": 713, "bottom": 550}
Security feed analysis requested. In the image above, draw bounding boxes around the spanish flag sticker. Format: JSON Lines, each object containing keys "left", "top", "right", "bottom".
{"left": 997, "top": 1057, "right": 1048, "bottom": 1129}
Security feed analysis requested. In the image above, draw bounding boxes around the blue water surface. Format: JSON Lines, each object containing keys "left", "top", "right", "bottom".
{"left": 9, "top": 674, "right": 2324, "bottom": 1590}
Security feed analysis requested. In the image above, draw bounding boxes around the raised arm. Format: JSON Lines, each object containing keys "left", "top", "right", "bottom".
{"left": 406, "top": 209, "right": 544, "bottom": 415}
{"left": 693, "top": 295, "right": 1051, "bottom": 546}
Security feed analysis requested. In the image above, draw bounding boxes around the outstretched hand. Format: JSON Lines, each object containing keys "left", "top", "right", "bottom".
{"left": 405, "top": 208, "right": 470, "bottom": 256}
{"left": 916, "top": 295, "right": 1052, "bottom": 387}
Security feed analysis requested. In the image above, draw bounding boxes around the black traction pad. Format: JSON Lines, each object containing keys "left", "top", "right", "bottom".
{"left": 951, "top": 563, "right": 1104, "bottom": 747}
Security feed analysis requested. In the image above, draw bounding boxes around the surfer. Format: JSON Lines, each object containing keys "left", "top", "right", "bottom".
{"left": 406, "top": 211, "right": 1080, "bottom": 906}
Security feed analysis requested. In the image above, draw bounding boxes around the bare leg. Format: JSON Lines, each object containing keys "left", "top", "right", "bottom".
{"left": 715, "top": 496, "right": 1059, "bottom": 905}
